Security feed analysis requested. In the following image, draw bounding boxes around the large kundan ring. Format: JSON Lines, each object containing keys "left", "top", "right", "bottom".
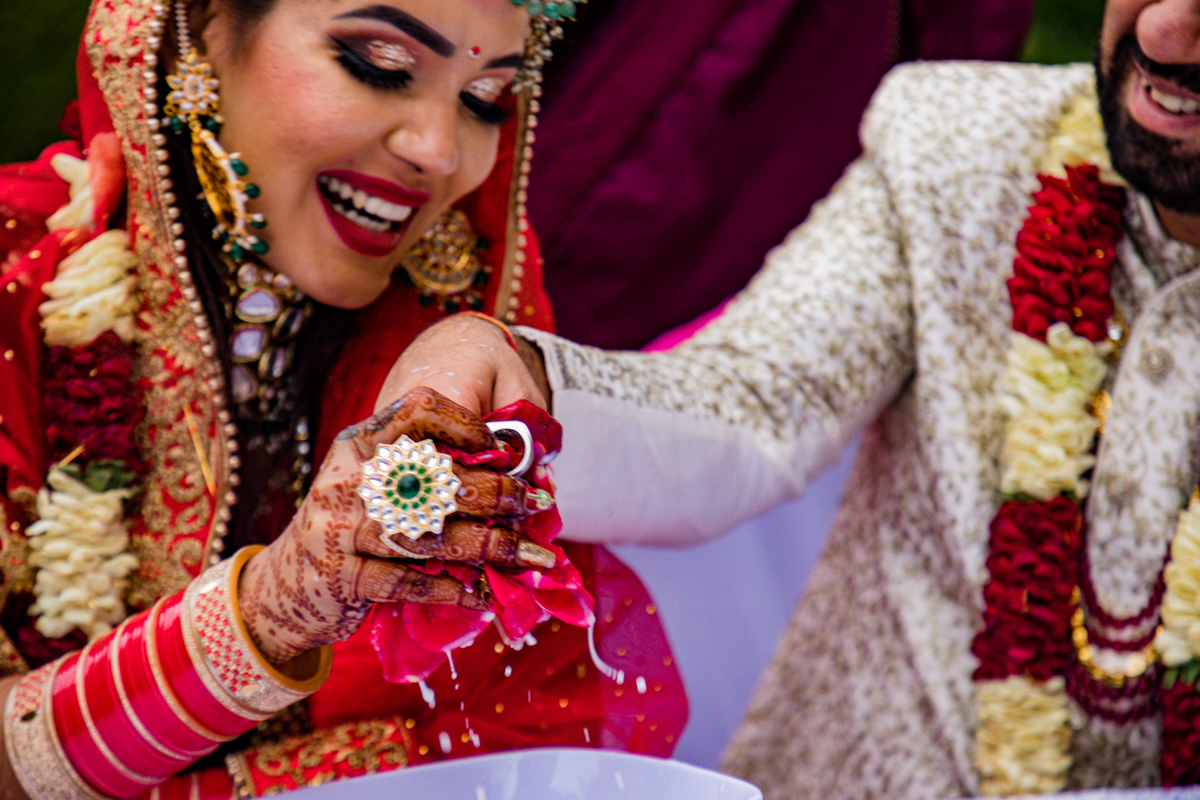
{"left": 359, "top": 435, "right": 463, "bottom": 542}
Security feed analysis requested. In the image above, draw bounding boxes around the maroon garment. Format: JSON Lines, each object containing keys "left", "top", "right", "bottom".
{"left": 530, "top": 0, "right": 1035, "bottom": 349}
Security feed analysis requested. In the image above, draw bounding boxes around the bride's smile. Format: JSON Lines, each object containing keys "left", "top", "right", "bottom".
{"left": 199, "top": 0, "right": 529, "bottom": 308}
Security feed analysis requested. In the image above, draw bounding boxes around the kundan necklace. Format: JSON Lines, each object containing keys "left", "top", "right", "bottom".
{"left": 970, "top": 92, "right": 1200, "bottom": 793}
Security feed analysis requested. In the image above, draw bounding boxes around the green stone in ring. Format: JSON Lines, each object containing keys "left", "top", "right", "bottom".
{"left": 397, "top": 474, "right": 422, "bottom": 500}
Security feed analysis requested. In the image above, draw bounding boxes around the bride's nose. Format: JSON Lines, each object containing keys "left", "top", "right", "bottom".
{"left": 385, "top": 99, "right": 460, "bottom": 177}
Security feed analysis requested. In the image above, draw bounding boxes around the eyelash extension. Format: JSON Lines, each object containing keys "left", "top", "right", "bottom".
{"left": 460, "top": 92, "right": 510, "bottom": 126}
{"left": 333, "top": 39, "right": 413, "bottom": 90}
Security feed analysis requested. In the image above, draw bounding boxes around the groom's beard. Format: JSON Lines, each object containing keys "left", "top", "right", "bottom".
{"left": 1097, "top": 33, "right": 1200, "bottom": 214}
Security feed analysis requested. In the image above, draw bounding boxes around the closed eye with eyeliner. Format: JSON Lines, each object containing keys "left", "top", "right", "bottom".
{"left": 331, "top": 37, "right": 512, "bottom": 126}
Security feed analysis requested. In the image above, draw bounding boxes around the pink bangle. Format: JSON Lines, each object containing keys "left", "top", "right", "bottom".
{"left": 6, "top": 550, "right": 331, "bottom": 800}
{"left": 457, "top": 311, "right": 519, "bottom": 352}
{"left": 53, "top": 649, "right": 156, "bottom": 797}
{"left": 83, "top": 624, "right": 195, "bottom": 776}
{"left": 155, "top": 592, "right": 266, "bottom": 735}
{"left": 122, "top": 600, "right": 229, "bottom": 752}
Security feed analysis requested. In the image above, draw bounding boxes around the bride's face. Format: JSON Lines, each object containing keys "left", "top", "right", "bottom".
{"left": 201, "top": 0, "right": 529, "bottom": 308}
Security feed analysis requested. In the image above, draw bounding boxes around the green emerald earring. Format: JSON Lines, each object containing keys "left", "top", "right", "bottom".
{"left": 163, "top": 0, "right": 267, "bottom": 263}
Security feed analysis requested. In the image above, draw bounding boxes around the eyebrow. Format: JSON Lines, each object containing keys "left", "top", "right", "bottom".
{"left": 335, "top": 5, "right": 455, "bottom": 58}
{"left": 484, "top": 54, "right": 526, "bottom": 71}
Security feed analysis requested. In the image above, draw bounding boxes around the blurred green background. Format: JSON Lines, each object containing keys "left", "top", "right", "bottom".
{"left": 0, "top": 0, "right": 1104, "bottom": 165}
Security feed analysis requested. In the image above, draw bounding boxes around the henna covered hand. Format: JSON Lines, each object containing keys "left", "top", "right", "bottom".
{"left": 238, "top": 388, "right": 551, "bottom": 666}
{"left": 378, "top": 314, "right": 550, "bottom": 417}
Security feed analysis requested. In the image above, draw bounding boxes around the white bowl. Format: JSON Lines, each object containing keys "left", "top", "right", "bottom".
{"left": 287, "top": 747, "right": 763, "bottom": 800}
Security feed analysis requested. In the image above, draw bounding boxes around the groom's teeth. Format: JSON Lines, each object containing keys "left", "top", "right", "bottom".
{"left": 1148, "top": 82, "right": 1200, "bottom": 114}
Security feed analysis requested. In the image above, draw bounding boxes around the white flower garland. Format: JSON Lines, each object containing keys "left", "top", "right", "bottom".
{"left": 1156, "top": 497, "right": 1200, "bottom": 667}
{"left": 26, "top": 470, "right": 139, "bottom": 640}
{"left": 976, "top": 676, "right": 1074, "bottom": 796}
{"left": 976, "top": 322, "right": 1108, "bottom": 795}
{"left": 39, "top": 228, "right": 138, "bottom": 347}
{"left": 1000, "top": 323, "right": 1109, "bottom": 501}
{"left": 24, "top": 154, "right": 140, "bottom": 642}
{"left": 974, "top": 86, "right": 1117, "bottom": 795}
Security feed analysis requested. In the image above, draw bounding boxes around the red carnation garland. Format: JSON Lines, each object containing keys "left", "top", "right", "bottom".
{"left": 974, "top": 162, "right": 1200, "bottom": 784}
{"left": 1006, "top": 165, "right": 1124, "bottom": 344}
{"left": 973, "top": 166, "right": 1124, "bottom": 686}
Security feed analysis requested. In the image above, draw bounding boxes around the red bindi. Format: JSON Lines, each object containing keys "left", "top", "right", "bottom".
{"left": 468, "top": 46, "right": 481, "bottom": 58}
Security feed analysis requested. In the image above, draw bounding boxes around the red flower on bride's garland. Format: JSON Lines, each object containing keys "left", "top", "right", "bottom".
{"left": 973, "top": 497, "right": 1083, "bottom": 681}
{"left": 42, "top": 330, "right": 144, "bottom": 474}
{"left": 1008, "top": 164, "right": 1125, "bottom": 344}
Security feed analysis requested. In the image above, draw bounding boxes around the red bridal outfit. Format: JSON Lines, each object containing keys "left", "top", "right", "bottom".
{"left": 0, "top": 1, "right": 686, "bottom": 796}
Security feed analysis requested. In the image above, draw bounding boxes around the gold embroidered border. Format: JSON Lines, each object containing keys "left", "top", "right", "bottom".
{"left": 85, "top": 0, "right": 231, "bottom": 606}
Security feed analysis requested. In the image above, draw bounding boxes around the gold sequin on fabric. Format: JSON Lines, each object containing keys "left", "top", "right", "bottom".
{"left": 226, "top": 717, "right": 412, "bottom": 797}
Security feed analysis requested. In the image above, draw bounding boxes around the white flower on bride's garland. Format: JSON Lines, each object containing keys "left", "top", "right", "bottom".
{"left": 1000, "top": 324, "right": 1108, "bottom": 500}
{"left": 1157, "top": 497, "right": 1200, "bottom": 667}
{"left": 25, "top": 468, "right": 140, "bottom": 641}
{"left": 39, "top": 229, "right": 138, "bottom": 347}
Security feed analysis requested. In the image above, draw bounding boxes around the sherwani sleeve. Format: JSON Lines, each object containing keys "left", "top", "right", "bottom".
{"left": 517, "top": 155, "right": 914, "bottom": 546}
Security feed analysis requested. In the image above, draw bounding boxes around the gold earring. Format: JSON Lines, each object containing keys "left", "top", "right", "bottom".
{"left": 398, "top": 209, "right": 491, "bottom": 313}
{"left": 162, "top": 0, "right": 267, "bottom": 263}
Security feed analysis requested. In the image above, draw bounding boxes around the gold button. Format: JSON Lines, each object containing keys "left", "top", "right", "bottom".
{"left": 5, "top": 283, "right": 15, "bottom": 293}
{"left": 3, "top": 350, "right": 14, "bottom": 361}
{"left": 28, "top": 250, "right": 39, "bottom": 259}
{"left": 4, "top": 219, "right": 16, "bottom": 229}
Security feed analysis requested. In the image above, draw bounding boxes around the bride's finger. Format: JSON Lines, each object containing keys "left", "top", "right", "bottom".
{"left": 453, "top": 467, "right": 543, "bottom": 518}
{"left": 335, "top": 386, "right": 496, "bottom": 461}
{"left": 356, "top": 519, "right": 556, "bottom": 571}
{"left": 352, "top": 558, "right": 489, "bottom": 610}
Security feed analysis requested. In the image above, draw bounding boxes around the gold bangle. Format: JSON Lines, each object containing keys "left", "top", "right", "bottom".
{"left": 185, "top": 547, "right": 331, "bottom": 717}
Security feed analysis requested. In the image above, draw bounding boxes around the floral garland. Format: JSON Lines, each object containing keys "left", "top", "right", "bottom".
{"left": 24, "top": 147, "right": 143, "bottom": 643}
{"left": 972, "top": 92, "right": 1200, "bottom": 792}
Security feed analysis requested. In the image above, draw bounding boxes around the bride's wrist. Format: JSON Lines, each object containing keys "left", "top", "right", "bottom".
{"left": 4, "top": 548, "right": 329, "bottom": 800}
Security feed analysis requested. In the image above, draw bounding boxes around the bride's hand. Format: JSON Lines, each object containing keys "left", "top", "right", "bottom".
{"left": 378, "top": 314, "right": 550, "bottom": 418}
{"left": 237, "top": 387, "right": 554, "bottom": 666}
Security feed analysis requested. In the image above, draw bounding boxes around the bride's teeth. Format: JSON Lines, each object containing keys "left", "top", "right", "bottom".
{"left": 321, "top": 175, "right": 420, "bottom": 231}
{"left": 1149, "top": 85, "right": 1200, "bottom": 114}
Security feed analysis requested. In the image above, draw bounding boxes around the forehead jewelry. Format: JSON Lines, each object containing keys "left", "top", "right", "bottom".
{"left": 162, "top": 0, "right": 268, "bottom": 264}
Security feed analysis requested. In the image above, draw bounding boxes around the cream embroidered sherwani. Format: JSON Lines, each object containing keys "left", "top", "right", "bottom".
{"left": 520, "top": 61, "right": 1200, "bottom": 800}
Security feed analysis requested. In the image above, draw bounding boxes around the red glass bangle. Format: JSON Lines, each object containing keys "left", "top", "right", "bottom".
{"left": 82, "top": 624, "right": 194, "bottom": 777}
{"left": 155, "top": 592, "right": 261, "bottom": 736}
{"left": 52, "top": 649, "right": 149, "bottom": 797}
{"left": 118, "top": 600, "right": 227, "bottom": 754}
